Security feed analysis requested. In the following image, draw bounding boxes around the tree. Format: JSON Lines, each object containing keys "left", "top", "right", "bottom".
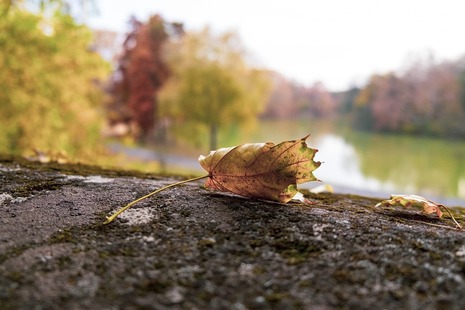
{"left": 261, "top": 76, "right": 336, "bottom": 120}
{"left": 338, "top": 86, "right": 360, "bottom": 115}
{"left": 304, "top": 82, "right": 337, "bottom": 118}
{"left": 352, "top": 75, "right": 379, "bottom": 131}
{"left": 262, "top": 72, "right": 298, "bottom": 119}
{"left": 159, "top": 27, "right": 271, "bottom": 150}
{"left": 0, "top": 1, "right": 109, "bottom": 159}
{"left": 351, "top": 56, "right": 465, "bottom": 138}
{"left": 109, "top": 15, "right": 180, "bottom": 142}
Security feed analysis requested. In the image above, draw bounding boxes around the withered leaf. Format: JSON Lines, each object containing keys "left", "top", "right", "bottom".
{"left": 198, "top": 135, "right": 321, "bottom": 203}
{"left": 375, "top": 194, "right": 444, "bottom": 218}
{"left": 104, "top": 135, "right": 321, "bottom": 224}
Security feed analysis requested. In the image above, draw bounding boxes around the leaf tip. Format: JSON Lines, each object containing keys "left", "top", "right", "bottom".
{"left": 301, "top": 134, "right": 311, "bottom": 141}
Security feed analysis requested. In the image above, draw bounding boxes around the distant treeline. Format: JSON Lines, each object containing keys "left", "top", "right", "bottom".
{"left": 261, "top": 57, "right": 465, "bottom": 139}
{"left": 341, "top": 57, "right": 465, "bottom": 138}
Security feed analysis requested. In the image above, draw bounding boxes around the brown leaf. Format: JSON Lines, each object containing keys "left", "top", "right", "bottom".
{"left": 198, "top": 135, "right": 321, "bottom": 203}
{"left": 375, "top": 194, "right": 443, "bottom": 218}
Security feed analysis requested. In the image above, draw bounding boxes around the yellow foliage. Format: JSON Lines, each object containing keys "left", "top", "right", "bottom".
{"left": 0, "top": 6, "right": 110, "bottom": 160}
{"left": 158, "top": 27, "right": 271, "bottom": 149}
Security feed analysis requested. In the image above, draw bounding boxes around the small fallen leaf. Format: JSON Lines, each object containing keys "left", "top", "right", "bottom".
{"left": 198, "top": 135, "right": 321, "bottom": 203}
{"left": 376, "top": 194, "right": 443, "bottom": 217}
{"left": 375, "top": 194, "right": 462, "bottom": 229}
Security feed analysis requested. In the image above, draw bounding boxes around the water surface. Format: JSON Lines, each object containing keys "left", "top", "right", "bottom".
{"left": 226, "top": 119, "right": 465, "bottom": 206}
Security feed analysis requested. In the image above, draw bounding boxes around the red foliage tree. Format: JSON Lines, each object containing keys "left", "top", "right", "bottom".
{"left": 304, "top": 82, "right": 337, "bottom": 118}
{"left": 262, "top": 72, "right": 297, "bottom": 118}
{"left": 261, "top": 73, "right": 336, "bottom": 119}
{"left": 109, "top": 15, "right": 182, "bottom": 141}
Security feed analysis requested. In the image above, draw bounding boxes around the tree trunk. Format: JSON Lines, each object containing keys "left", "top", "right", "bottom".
{"left": 210, "top": 123, "right": 218, "bottom": 150}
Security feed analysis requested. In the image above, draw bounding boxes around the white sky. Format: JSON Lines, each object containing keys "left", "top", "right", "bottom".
{"left": 86, "top": 0, "right": 465, "bottom": 91}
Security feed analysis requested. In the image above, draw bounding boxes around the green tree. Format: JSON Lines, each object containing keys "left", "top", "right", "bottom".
{"left": 159, "top": 27, "right": 271, "bottom": 150}
{"left": 0, "top": 1, "right": 109, "bottom": 159}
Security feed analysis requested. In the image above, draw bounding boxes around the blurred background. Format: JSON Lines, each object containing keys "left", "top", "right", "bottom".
{"left": 1, "top": 0, "right": 464, "bottom": 205}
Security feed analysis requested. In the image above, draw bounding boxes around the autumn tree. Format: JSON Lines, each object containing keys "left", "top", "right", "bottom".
{"left": 459, "top": 63, "right": 465, "bottom": 115}
{"left": 262, "top": 72, "right": 298, "bottom": 118}
{"left": 371, "top": 73, "right": 413, "bottom": 131}
{"left": 109, "top": 15, "right": 180, "bottom": 141}
{"left": 354, "top": 56, "right": 465, "bottom": 137}
{"left": 159, "top": 27, "right": 271, "bottom": 150}
{"left": 303, "top": 82, "right": 337, "bottom": 118}
{"left": 405, "top": 60, "right": 465, "bottom": 136}
{"left": 0, "top": 1, "right": 109, "bottom": 159}
{"left": 354, "top": 72, "right": 419, "bottom": 132}
{"left": 261, "top": 75, "right": 336, "bottom": 119}
{"left": 352, "top": 56, "right": 465, "bottom": 138}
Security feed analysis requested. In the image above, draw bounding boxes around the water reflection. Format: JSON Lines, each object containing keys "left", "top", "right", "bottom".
{"left": 311, "top": 134, "right": 396, "bottom": 194}
{"left": 306, "top": 129, "right": 465, "bottom": 206}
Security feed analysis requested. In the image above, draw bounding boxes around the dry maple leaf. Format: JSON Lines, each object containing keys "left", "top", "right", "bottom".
{"left": 104, "top": 135, "right": 321, "bottom": 224}
{"left": 198, "top": 135, "right": 321, "bottom": 203}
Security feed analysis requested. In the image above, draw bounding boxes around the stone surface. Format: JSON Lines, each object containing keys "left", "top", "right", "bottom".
{"left": 1, "top": 155, "right": 465, "bottom": 309}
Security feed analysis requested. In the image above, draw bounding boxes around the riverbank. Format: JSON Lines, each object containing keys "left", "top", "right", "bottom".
{"left": 1, "top": 155, "right": 465, "bottom": 309}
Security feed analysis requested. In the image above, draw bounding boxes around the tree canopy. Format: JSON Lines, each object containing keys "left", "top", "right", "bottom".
{"left": 107, "top": 15, "right": 180, "bottom": 141}
{"left": 0, "top": 1, "right": 109, "bottom": 159}
{"left": 159, "top": 27, "right": 271, "bottom": 150}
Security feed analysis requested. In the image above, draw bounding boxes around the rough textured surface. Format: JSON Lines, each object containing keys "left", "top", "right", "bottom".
{"left": 1, "top": 155, "right": 465, "bottom": 310}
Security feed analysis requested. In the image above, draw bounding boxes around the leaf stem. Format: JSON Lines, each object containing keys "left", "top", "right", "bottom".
{"left": 439, "top": 204, "right": 463, "bottom": 230}
{"left": 104, "top": 175, "right": 209, "bottom": 224}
